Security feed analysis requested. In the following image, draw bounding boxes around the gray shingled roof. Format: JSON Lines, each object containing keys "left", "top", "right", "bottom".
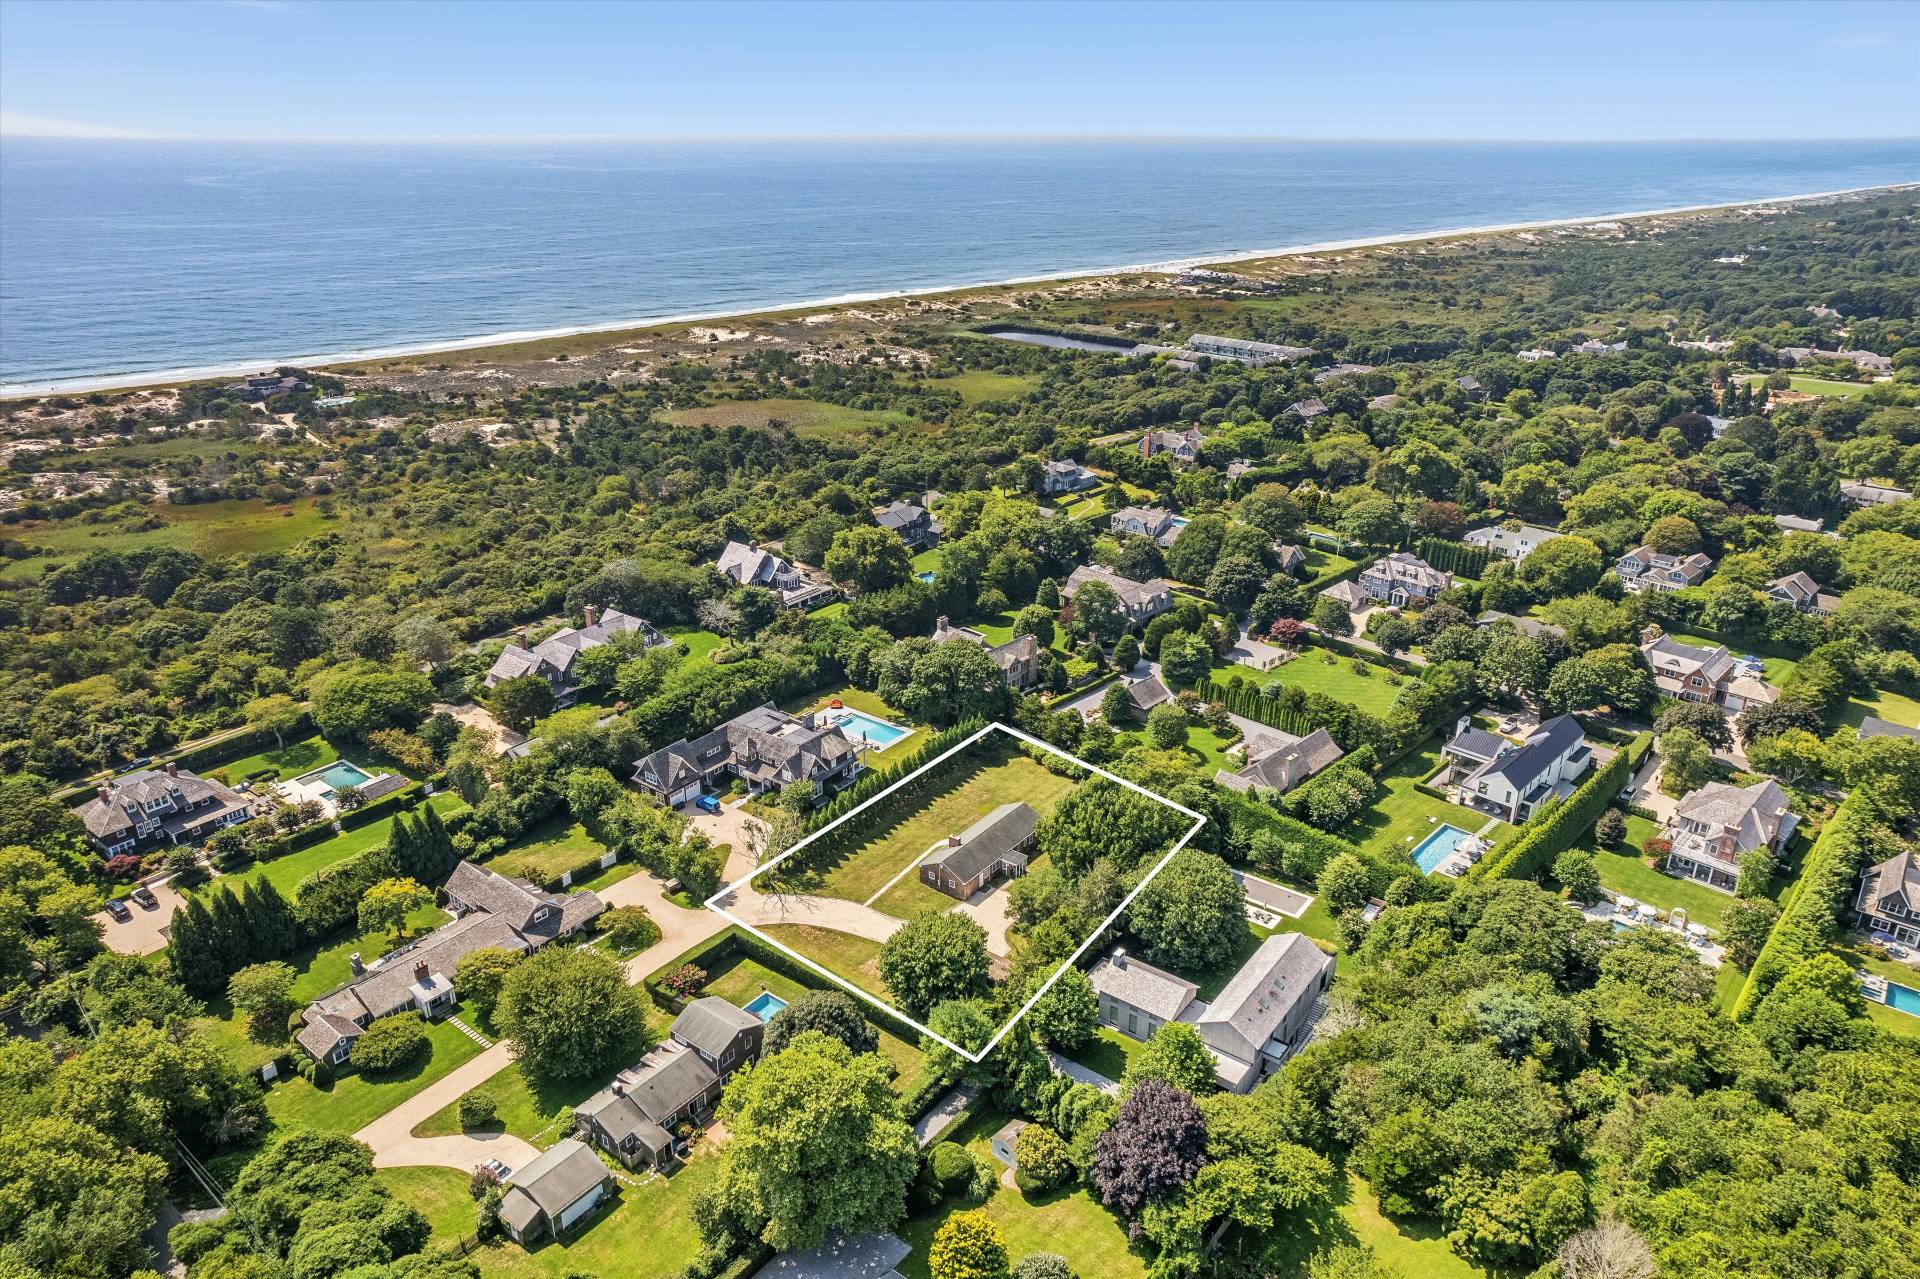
{"left": 1193, "top": 932, "right": 1332, "bottom": 1063}
{"left": 670, "top": 997, "right": 761, "bottom": 1062}
{"left": 1476, "top": 714, "right": 1585, "bottom": 792}
{"left": 924, "top": 802, "right": 1038, "bottom": 883}
{"left": 1087, "top": 949, "right": 1198, "bottom": 1022}
{"left": 76, "top": 767, "right": 246, "bottom": 840}
{"left": 577, "top": 1091, "right": 673, "bottom": 1157}
{"left": 621, "top": 1040, "right": 719, "bottom": 1124}
{"left": 500, "top": 1139, "right": 605, "bottom": 1233}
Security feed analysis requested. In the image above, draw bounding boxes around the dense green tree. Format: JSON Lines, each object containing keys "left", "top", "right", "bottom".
{"left": 495, "top": 946, "right": 648, "bottom": 1080}
{"left": 1126, "top": 849, "right": 1243, "bottom": 971}
{"left": 879, "top": 911, "right": 991, "bottom": 1018}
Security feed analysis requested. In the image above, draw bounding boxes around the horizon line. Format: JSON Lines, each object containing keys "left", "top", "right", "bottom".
{"left": 5, "top": 127, "right": 1920, "bottom": 146}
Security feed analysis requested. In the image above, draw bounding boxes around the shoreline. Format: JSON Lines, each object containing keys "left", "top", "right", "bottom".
{"left": 4, "top": 179, "right": 1912, "bottom": 400}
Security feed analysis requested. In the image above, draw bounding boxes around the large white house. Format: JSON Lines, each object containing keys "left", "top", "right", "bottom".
{"left": 1440, "top": 714, "right": 1593, "bottom": 823}
{"left": 1464, "top": 523, "right": 1564, "bottom": 563}
{"left": 1616, "top": 546, "right": 1713, "bottom": 594}
{"left": 1357, "top": 552, "right": 1451, "bottom": 606}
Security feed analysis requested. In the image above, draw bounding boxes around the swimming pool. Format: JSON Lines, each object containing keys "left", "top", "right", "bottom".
{"left": 743, "top": 992, "right": 788, "bottom": 1023}
{"left": 1886, "top": 982, "right": 1920, "bottom": 1017}
{"left": 297, "top": 760, "right": 373, "bottom": 792}
{"left": 916, "top": 570, "right": 936, "bottom": 583}
{"left": 827, "top": 708, "right": 909, "bottom": 748}
{"left": 1412, "top": 823, "right": 1475, "bottom": 874}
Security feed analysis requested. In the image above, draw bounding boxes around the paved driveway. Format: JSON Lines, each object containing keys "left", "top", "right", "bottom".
{"left": 93, "top": 878, "right": 185, "bottom": 956}
{"left": 686, "top": 802, "right": 770, "bottom": 875}
{"left": 352, "top": 1041, "right": 542, "bottom": 1172}
{"left": 1629, "top": 752, "right": 1678, "bottom": 823}
{"left": 948, "top": 882, "right": 1015, "bottom": 956}
{"left": 713, "top": 883, "right": 906, "bottom": 944}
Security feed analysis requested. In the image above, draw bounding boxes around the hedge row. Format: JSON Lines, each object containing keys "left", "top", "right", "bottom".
{"left": 1205, "top": 678, "right": 1317, "bottom": 738}
{"left": 1728, "top": 790, "right": 1886, "bottom": 1022}
{"left": 1303, "top": 552, "right": 1376, "bottom": 595}
{"left": 802, "top": 719, "right": 986, "bottom": 834}
{"left": 1466, "top": 735, "right": 1641, "bottom": 883}
{"left": 1219, "top": 789, "right": 1407, "bottom": 892}
{"left": 1416, "top": 537, "right": 1494, "bottom": 580}
{"left": 336, "top": 782, "right": 428, "bottom": 831}
{"left": 175, "top": 713, "right": 318, "bottom": 774}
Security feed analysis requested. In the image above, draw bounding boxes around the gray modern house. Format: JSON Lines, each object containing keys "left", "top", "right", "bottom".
{"left": 632, "top": 703, "right": 864, "bottom": 808}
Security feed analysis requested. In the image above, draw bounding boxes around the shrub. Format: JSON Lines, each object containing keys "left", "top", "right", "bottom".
{"left": 930, "top": 1141, "right": 974, "bottom": 1195}
{"left": 1593, "top": 808, "right": 1625, "bottom": 846}
{"left": 602, "top": 904, "right": 663, "bottom": 952}
{"left": 1012, "top": 1124, "right": 1072, "bottom": 1195}
{"left": 660, "top": 963, "right": 707, "bottom": 1000}
{"left": 457, "top": 1091, "right": 497, "bottom": 1129}
{"left": 349, "top": 1015, "right": 429, "bottom": 1074}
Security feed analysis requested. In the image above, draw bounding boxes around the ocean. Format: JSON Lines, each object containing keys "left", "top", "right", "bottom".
{"left": 2, "top": 137, "right": 1915, "bottom": 394}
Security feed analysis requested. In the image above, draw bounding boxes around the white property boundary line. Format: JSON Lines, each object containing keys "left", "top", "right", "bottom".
{"left": 704, "top": 721, "right": 1206, "bottom": 1062}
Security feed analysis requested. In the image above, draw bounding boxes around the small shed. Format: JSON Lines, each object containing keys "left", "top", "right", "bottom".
{"left": 990, "top": 1119, "right": 1028, "bottom": 1168}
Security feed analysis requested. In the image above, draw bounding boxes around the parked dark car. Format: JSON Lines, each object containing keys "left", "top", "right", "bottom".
{"left": 106, "top": 897, "right": 132, "bottom": 921}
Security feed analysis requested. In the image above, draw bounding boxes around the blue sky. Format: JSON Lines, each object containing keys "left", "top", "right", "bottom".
{"left": 2, "top": 0, "right": 1916, "bottom": 142}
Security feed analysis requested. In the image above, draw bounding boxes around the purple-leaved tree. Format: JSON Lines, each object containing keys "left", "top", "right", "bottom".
{"left": 1090, "top": 1077, "right": 1208, "bottom": 1217}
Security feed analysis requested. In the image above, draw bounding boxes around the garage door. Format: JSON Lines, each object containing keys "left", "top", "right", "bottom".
{"left": 557, "top": 1183, "right": 605, "bottom": 1232}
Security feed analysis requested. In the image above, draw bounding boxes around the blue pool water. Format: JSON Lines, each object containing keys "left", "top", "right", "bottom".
{"left": 828, "top": 709, "right": 909, "bottom": 748}
{"left": 1413, "top": 824, "right": 1475, "bottom": 874}
{"left": 916, "top": 571, "right": 936, "bottom": 583}
{"left": 743, "top": 992, "right": 788, "bottom": 1023}
{"left": 1886, "top": 983, "right": 1920, "bottom": 1017}
{"left": 315, "top": 761, "right": 372, "bottom": 791}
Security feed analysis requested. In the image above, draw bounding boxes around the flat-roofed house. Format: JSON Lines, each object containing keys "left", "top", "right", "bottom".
{"left": 485, "top": 605, "right": 667, "bottom": 707}
{"left": 497, "top": 1139, "right": 609, "bottom": 1244}
{"left": 1518, "top": 347, "right": 1557, "bottom": 362}
{"left": 632, "top": 703, "right": 864, "bottom": 809}
{"left": 1441, "top": 714, "right": 1593, "bottom": 824}
{"left": 1088, "top": 947, "right": 1199, "bottom": 1042}
{"left": 1616, "top": 546, "right": 1713, "bottom": 594}
{"left": 921, "top": 802, "right": 1038, "bottom": 900}
{"left": 932, "top": 616, "right": 1046, "bottom": 690}
{"left": 715, "top": 541, "right": 837, "bottom": 609}
{"left": 1109, "top": 505, "right": 1182, "bottom": 546}
{"left": 1464, "top": 524, "right": 1564, "bottom": 563}
{"left": 1660, "top": 778, "right": 1797, "bottom": 893}
{"left": 1062, "top": 563, "right": 1174, "bottom": 626}
{"left": 1773, "top": 513, "right": 1828, "bottom": 536}
{"left": 77, "top": 762, "right": 254, "bottom": 857}
{"left": 1214, "top": 728, "right": 1344, "bottom": 797}
{"left": 1765, "top": 572, "right": 1843, "bottom": 617}
{"left": 1314, "top": 362, "right": 1374, "bottom": 382}
{"left": 873, "top": 500, "right": 940, "bottom": 550}
{"left": 1185, "top": 334, "right": 1313, "bottom": 366}
{"left": 1854, "top": 851, "right": 1920, "bottom": 946}
{"left": 294, "top": 861, "right": 605, "bottom": 1065}
{"left": 1191, "top": 933, "right": 1334, "bottom": 1092}
{"left": 1358, "top": 552, "right": 1451, "bottom": 606}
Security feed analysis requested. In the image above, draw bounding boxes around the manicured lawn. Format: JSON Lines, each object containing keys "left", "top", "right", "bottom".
{"left": 897, "top": 1105, "right": 1149, "bottom": 1279}
{"left": 487, "top": 815, "right": 609, "bottom": 887}
{"left": 376, "top": 1166, "right": 477, "bottom": 1243}
{"left": 757, "top": 924, "right": 895, "bottom": 1007}
{"left": 214, "top": 733, "right": 342, "bottom": 783}
{"left": 1660, "top": 627, "right": 1801, "bottom": 685}
{"left": 661, "top": 397, "right": 925, "bottom": 442}
{"left": 415, "top": 1023, "right": 656, "bottom": 1144}
{"left": 1299, "top": 545, "right": 1359, "bottom": 583}
{"left": 971, "top": 611, "right": 1072, "bottom": 655}
{"left": 1739, "top": 372, "right": 1874, "bottom": 400}
{"left": 265, "top": 1013, "right": 486, "bottom": 1134}
{"left": 1060, "top": 1025, "right": 1144, "bottom": 1083}
{"left": 801, "top": 749, "right": 1074, "bottom": 907}
{"left": 1223, "top": 651, "right": 1408, "bottom": 716}
{"left": 462, "top": 1149, "right": 720, "bottom": 1279}
{"left": 575, "top": 858, "right": 641, "bottom": 894}
{"left": 665, "top": 626, "right": 727, "bottom": 670}
{"left": 930, "top": 370, "right": 1042, "bottom": 405}
{"left": 788, "top": 685, "right": 927, "bottom": 770}
{"left": 911, "top": 547, "right": 942, "bottom": 578}
{"left": 698, "top": 954, "right": 931, "bottom": 1098}
{"left": 293, "top": 903, "right": 451, "bottom": 1002}
{"left": 1839, "top": 683, "right": 1920, "bottom": 730}
{"left": 1337, "top": 740, "right": 1507, "bottom": 870}
{"left": 208, "top": 792, "right": 468, "bottom": 902}
{"left": 1057, "top": 488, "right": 1114, "bottom": 521}
{"left": 1575, "top": 811, "right": 1806, "bottom": 932}
{"left": 1108, "top": 720, "right": 1242, "bottom": 779}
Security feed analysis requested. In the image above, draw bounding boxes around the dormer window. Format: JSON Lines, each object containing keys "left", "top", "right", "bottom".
{"left": 532, "top": 906, "right": 551, "bottom": 923}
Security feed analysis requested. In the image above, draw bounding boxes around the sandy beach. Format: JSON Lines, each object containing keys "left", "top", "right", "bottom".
{"left": 3, "top": 180, "right": 1910, "bottom": 401}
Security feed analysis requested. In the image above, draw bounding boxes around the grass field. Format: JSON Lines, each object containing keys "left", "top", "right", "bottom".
{"left": 1228, "top": 651, "right": 1407, "bottom": 716}
{"left": 1059, "top": 1025, "right": 1145, "bottom": 1083}
{"left": 1339, "top": 740, "right": 1507, "bottom": 866}
{"left": 1840, "top": 683, "right": 1920, "bottom": 730}
{"left": 664, "top": 625, "right": 727, "bottom": 669}
{"left": 661, "top": 397, "right": 925, "bottom": 442}
{"left": 376, "top": 1166, "right": 478, "bottom": 1243}
{"left": 11, "top": 496, "right": 334, "bottom": 570}
{"left": 896, "top": 1104, "right": 1149, "bottom": 1279}
{"left": 461, "top": 1150, "right": 719, "bottom": 1279}
{"left": 203, "top": 793, "right": 467, "bottom": 903}
{"left": 265, "top": 1013, "right": 486, "bottom": 1134}
{"left": 1109, "top": 721, "right": 1242, "bottom": 778}
{"left": 803, "top": 749, "right": 1075, "bottom": 908}
{"left": 213, "top": 733, "right": 343, "bottom": 782}
{"left": 757, "top": 924, "right": 894, "bottom": 1005}
{"left": 1739, "top": 373, "right": 1874, "bottom": 399}
{"left": 929, "top": 370, "right": 1042, "bottom": 405}
{"left": 1254, "top": 1173, "right": 1495, "bottom": 1279}
{"left": 415, "top": 1023, "right": 656, "bottom": 1144}
{"left": 1574, "top": 813, "right": 1741, "bottom": 930}
{"left": 487, "top": 815, "right": 609, "bottom": 887}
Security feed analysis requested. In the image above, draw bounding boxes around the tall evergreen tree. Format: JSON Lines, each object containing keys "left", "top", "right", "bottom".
{"left": 170, "top": 894, "right": 218, "bottom": 994}
{"left": 387, "top": 810, "right": 422, "bottom": 880}
{"left": 253, "top": 878, "right": 301, "bottom": 954}
{"left": 415, "top": 803, "right": 458, "bottom": 884}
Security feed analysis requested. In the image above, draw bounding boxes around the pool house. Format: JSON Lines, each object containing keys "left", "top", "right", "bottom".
{"left": 276, "top": 758, "right": 406, "bottom": 818}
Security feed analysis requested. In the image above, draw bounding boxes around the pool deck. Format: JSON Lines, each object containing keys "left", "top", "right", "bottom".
{"left": 274, "top": 758, "right": 399, "bottom": 817}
